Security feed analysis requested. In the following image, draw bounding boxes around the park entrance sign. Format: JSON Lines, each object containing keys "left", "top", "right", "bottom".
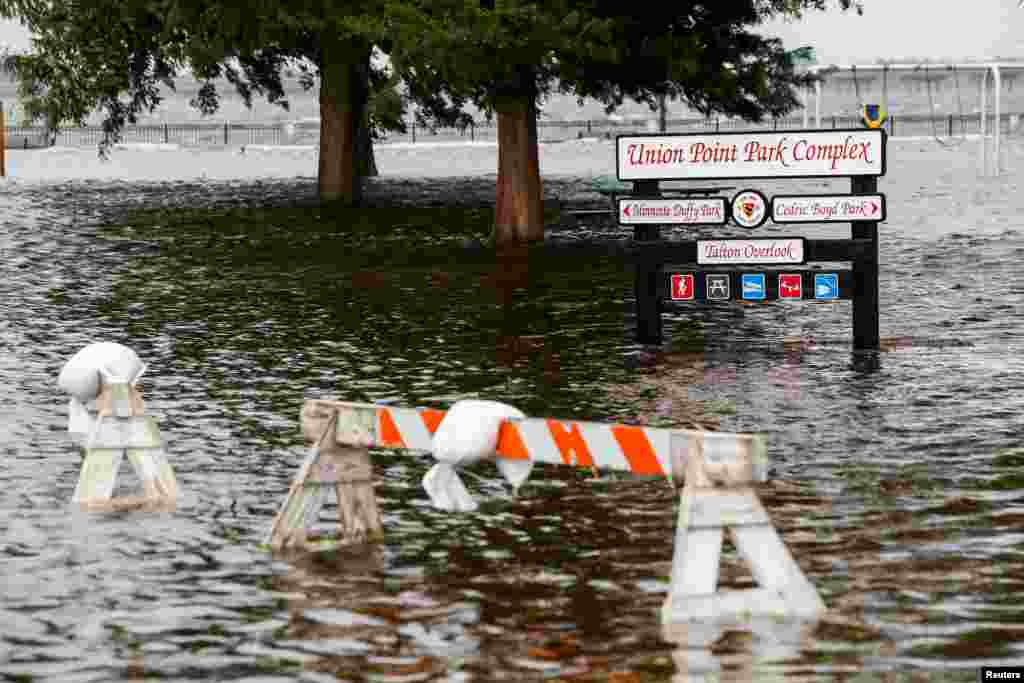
{"left": 619, "top": 129, "right": 887, "bottom": 350}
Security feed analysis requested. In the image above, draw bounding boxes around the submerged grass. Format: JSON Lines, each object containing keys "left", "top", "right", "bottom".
{"left": 114, "top": 204, "right": 494, "bottom": 257}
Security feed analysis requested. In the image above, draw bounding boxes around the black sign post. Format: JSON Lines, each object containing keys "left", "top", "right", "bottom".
{"left": 851, "top": 175, "right": 880, "bottom": 349}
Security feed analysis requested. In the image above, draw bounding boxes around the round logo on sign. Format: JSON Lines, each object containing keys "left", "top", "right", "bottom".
{"left": 730, "top": 189, "right": 768, "bottom": 229}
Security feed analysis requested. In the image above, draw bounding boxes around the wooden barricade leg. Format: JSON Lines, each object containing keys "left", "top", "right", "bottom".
{"left": 73, "top": 439, "right": 124, "bottom": 504}
{"left": 267, "top": 407, "right": 382, "bottom": 551}
{"left": 333, "top": 445, "right": 382, "bottom": 543}
{"left": 266, "top": 419, "right": 336, "bottom": 550}
{"left": 127, "top": 444, "right": 178, "bottom": 500}
{"left": 662, "top": 431, "right": 824, "bottom": 624}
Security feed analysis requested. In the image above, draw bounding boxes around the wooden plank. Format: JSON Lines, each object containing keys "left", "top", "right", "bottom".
{"left": 685, "top": 489, "right": 771, "bottom": 529}
{"left": 674, "top": 432, "right": 764, "bottom": 488}
{"left": 93, "top": 382, "right": 145, "bottom": 419}
{"left": 87, "top": 416, "right": 162, "bottom": 450}
{"left": 109, "top": 383, "right": 133, "bottom": 417}
{"left": 76, "top": 494, "right": 175, "bottom": 513}
{"left": 126, "top": 448, "right": 177, "bottom": 500}
{"left": 73, "top": 448, "right": 123, "bottom": 503}
{"left": 335, "top": 403, "right": 378, "bottom": 448}
{"left": 668, "top": 493, "right": 723, "bottom": 596}
{"left": 335, "top": 445, "right": 383, "bottom": 544}
{"left": 265, "top": 443, "right": 333, "bottom": 550}
{"left": 731, "top": 524, "right": 826, "bottom": 618}
{"left": 271, "top": 478, "right": 331, "bottom": 550}
{"left": 663, "top": 588, "right": 791, "bottom": 622}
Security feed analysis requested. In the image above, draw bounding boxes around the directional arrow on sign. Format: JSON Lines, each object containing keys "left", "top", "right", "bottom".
{"left": 868, "top": 200, "right": 879, "bottom": 216}
{"left": 623, "top": 204, "right": 632, "bottom": 217}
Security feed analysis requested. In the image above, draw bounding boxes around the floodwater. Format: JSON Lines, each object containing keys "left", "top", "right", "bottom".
{"left": 1, "top": 137, "right": 1023, "bottom": 682}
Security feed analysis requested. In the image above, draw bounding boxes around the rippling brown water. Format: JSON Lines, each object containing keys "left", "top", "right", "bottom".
{"left": 1, "top": 142, "right": 1023, "bottom": 681}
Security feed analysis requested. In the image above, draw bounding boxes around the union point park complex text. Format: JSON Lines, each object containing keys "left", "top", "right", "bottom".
{"left": 623, "top": 134, "right": 876, "bottom": 171}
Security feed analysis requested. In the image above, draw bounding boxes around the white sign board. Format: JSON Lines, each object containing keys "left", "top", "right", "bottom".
{"left": 616, "top": 129, "right": 886, "bottom": 181}
{"left": 617, "top": 198, "right": 727, "bottom": 225}
{"left": 771, "top": 194, "right": 886, "bottom": 223}
{"left": 697, "top": 238, "right": 806, "bottom": 265}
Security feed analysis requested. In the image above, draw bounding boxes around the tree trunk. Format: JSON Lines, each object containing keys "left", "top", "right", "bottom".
{"left": 493, "top": 80, "right": 543, "bottom": 247}
{"left": 318, "top": 40, "right": 371, "bottom": 204}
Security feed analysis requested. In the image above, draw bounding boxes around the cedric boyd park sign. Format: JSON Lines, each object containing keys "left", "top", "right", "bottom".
{"left": 616, "top": 129, "right": 886, "bottom": 180}
{"left": 772, "top": 194, "right": 886, "bottom": 223}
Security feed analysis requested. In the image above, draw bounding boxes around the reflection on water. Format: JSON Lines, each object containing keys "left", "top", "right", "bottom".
{"left": 0, "top": 173, "right": 1020, "bottom": 680}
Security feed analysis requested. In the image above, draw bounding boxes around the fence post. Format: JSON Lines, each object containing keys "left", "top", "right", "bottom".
{"left": 587, "top": 120, "right": 592, "bottom": 134}
{"left": 411, "top": 121, "right": 416, "bottom": 144}
{"left": 224, "top": 121, "right": 228, "bottom": 145}
{"left": 164, "top": 123, "right": 168, "bottom": 144}
{"left": 471, "top": 121, "right": 474, "bottom": 142}
{"left": 948, "top": 114, "right": 953, "bottom": 138}
{"left": 832, "top": 116, "right": 837, "bottom": 129}
{"left": 715, "top": 118, "right": 720, "bottom": 133}
{"left": 0, "top": 106, "right": 5, "bottom": 177}
{"left": 890, "top": 115, "right": 895, "bottom": 138}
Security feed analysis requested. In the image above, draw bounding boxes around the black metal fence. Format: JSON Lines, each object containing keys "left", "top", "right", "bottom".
{"left": 400, "top": 112, "right": 1021, "bottom": 143}
{"left": 4, "top": 112, "right": 1021, "bottom": 149}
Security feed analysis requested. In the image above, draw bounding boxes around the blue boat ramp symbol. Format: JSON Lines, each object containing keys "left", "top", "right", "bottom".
{"left": 741, "top": 274, "right": 766, "bottom": 300}
{"left": 814, "top": 273, "right": 839, "bottom": 299}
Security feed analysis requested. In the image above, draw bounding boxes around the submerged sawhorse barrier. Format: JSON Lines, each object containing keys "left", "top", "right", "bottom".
{"left": 70, "top": 381, "right": 178, "bottom": 511}
{"left": 267, "top": 400, "right": 825, "bottom": 623}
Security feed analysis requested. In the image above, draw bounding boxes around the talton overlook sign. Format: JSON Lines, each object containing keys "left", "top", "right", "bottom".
{"left": 616, "top": 129, "right": 886, "bottom": 181}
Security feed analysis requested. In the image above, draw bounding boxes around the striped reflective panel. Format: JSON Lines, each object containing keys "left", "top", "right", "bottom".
{"left": 376, "top": 406, "right": 434, "bottom": 450}
{"left": 496, "top": 419, "right": 672, "bottom": 477}
{"left": 320, "top": 402, "right": 759, "bottom": 480}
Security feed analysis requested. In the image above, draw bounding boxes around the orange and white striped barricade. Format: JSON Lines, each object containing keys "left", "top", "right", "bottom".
{"left": 268, "top": 399, "right": 824, "bottom": 624}
{"left": 71, "top": 382, "right": 177, "bottom": 511}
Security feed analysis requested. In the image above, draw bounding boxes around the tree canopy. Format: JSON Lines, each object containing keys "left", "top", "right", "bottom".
{"left": 0, "top": 0, "right": 863, "bottom": 139}
{"left": 0, "top": 0, "right": 863, "bottom": 219}
{"left": 390, "top": 0, "right": 862, "bottom": 124}
{"left": 0, "top": 0, "right": 419, "bottom": 156}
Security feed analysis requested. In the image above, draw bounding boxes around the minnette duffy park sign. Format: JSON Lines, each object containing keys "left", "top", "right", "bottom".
{"left": 616, "top": 129, "right": 886, "bottom": 181}
{"left": 618, "top": 197, "right": 727, "bottom": 225}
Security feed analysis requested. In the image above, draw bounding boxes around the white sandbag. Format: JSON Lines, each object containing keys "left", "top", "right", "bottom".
{"left": 431, "top": 400, "right": 524, "bottom": 466}
{"left": 58, "top": 342, "right": 147, "bottom": 402}
{"left": 67, "top": 398, "right": 93, "bottom": 435}
{"left": 422, "top": 463, "right": 478, "bottom": 512}
{"left": 58, "top": 342, "right": 147, "bottom": 438}
{"left": 424, "top": 400, "right": 533, "bottom": 511}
